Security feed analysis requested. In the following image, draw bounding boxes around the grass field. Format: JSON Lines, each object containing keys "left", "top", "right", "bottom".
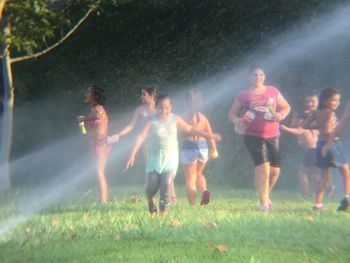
{"left": 0, "top": 186, "right": 349, "bottom": 263}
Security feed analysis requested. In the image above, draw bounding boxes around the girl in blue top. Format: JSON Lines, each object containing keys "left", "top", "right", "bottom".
{"left": 126, "top": 94, "right": 221, "bottom": 217}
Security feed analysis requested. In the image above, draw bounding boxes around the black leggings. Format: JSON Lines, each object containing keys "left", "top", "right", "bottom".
{"left": 243, "top": 135, "right": 281, "bottom": 167}
{"left": 145, "top": 171, "right": 174, "bottom": 212}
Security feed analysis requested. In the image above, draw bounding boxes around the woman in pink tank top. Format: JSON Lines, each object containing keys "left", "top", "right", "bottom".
{"left": 229, "top": 66, "right": 290, "bottom": 211}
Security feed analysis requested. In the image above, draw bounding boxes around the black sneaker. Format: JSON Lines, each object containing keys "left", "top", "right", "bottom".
{"left": 337, "top": 197, "right": 349, "bottom": 211}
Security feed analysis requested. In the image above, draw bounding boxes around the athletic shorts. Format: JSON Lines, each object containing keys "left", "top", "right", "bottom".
{"left": 180, "top": 140, "right": 209, "bottom": 164}
{"left": 301, "top": 148, "right": 317, "bottom": 168}
{"left": 243, "top": 135, "right": 281, "bottom": 167}
{"left": 316, "top": 140, "right": 347, "bottom": 168}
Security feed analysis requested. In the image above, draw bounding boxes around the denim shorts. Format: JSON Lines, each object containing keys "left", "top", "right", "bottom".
{"left": 316, "top": 140, "right": 347, "bottom": 168}
{"left": 180, "top": 140, "right": 209, "bottom": 164}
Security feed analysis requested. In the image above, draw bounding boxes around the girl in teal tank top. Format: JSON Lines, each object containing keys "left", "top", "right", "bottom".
{"left": 146, "top": 113, "right": 179, "bottom": 174}
{"left": 125, "top": 95, "right": 221, "bottom": 217}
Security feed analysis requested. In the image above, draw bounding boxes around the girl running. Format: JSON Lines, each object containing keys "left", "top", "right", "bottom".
{"left": 180, "top": 90, "right": 218, "bottom": 206}
{"left": 125, "top": 94, "right": 221, "bottom": 217}
{"left": 322, "top": 99, "right": 350, "bottom": 156}
{"left": 281, "top": 94, "right": 320, "bottom": 198}
{"left": 304, "top": 88, "right": 349, "bottom": 211}
{"left": 229, "top": 65, "right": 291, "bottom": 211}
{"left": 108, "top": 87, "right": 177, "bottom": 201}
{"left": 78, "top": 85, "right": 111, "bottom": 203}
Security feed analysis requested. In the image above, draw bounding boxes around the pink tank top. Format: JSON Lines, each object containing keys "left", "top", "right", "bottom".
{"left": 237, "top": 86, "right": 281, "bottom": 138}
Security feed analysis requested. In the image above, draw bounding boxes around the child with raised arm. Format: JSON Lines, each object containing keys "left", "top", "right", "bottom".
{"left": 281, "top": 94, "right": 320, "bottom": 198}
{"left": 78, "top": 86, "right": 111, "bottom": 204}
{"left": 180, "top": 90, "right": 218, "bottom": 206}
{"left": 304, "top": 88, "right": 350, "bottom": 211}
{"left": 125, "top": 94, "right": 221, "bottom": 217}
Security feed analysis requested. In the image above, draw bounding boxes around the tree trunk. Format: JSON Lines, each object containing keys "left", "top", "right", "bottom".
{"left": 0, "top": 43, "right": 13, "bottom": 190}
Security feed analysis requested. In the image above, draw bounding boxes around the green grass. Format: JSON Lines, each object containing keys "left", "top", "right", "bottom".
{"left": 0, "top": 187, "right": 349, "bottom": 263}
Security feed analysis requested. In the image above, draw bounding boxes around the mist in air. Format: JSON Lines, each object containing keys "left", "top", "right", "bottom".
{"left": 1, "top": 3, "right": 350, "bottom": 238}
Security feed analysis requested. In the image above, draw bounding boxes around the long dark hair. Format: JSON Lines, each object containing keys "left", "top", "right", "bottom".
{"left": 318, "top": 88, "right": 339, "bottom": 110}
{"left": 143, "top": 86, "right": 157, "bottom": 98}
{"left": 88, "top": 85, "right": 106, "bottom": 106}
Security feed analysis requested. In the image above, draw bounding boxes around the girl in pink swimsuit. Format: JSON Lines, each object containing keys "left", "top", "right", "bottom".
{"left": 78, "top": 86, "right": 111, "bottom": 204}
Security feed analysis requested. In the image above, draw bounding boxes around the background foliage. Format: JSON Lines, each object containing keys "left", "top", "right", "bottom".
{"left": 8, "top": 0, "right": 350, "bottom": 187}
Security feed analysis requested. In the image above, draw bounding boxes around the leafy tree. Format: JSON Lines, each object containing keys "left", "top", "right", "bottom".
{"left": 0, "top": 0, "right": 122, "bottom": 190}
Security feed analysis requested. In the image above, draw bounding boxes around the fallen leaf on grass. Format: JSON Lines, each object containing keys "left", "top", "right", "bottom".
{"left": 51, "top": 220, "right": 60, "bottom": 226}
{"left": 305, "top": 215, "right": 314, "bottom": 222}
{"left": 203, "top": 220, "right": 218, "bottom": 229}
{"left": 215, "top": 245, "right": 230, "bottom": 253}
{"left": 169, "top": 220, "right": 182, "bottom": 227}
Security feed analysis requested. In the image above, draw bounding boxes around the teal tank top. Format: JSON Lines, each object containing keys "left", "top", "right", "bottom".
{"left": 146, "top": 113, "right": 179, "bottom": 174}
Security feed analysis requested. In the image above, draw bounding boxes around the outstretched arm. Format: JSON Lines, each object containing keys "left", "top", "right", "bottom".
{"left": 125, "top": 121, "right": 151, "bottom": 169}
{"left": 109, "top": 108, "right": 141, "bottom": 143}
{"left": 176, "top": 116, "right": 221, "bottom": 141}
{"left": 280, "top": 125, "right": 305, "bottom": 136}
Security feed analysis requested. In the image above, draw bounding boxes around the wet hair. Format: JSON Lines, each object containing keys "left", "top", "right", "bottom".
{"left": 88, "top": 85, "right": 106, "bottom": 106}
{"left": 143, "top": 86, "right": 157, "bottom": 98}
{"left": 318, "top": 88, "right": 340, "bottom": 110}
{"left": 156, "top": 94, "right": 171, "bottom": 106}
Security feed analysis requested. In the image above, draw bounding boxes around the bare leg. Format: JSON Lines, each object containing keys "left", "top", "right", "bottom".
{"left": 299, "top": 165, "right": 310, "bottom": 197}
{"left": 339, "top": 164, "right": 350, "bottom": 196}
{"left": 182, "top": 162, "right": 197, "bottom": 206}
{"left": 196, "top": 161, "right": 207, "bottom": 192}
{"left": 254, "top": 162, "right": 270, "bottom": 206}
{"left": 96, "top": 150, "right": 109, "bottom": 204}
{"left": 315, "top": 168, "right": 331, "bottom": 205}
{"left": 269, "top": 166, "right": 280, "bottom": 193}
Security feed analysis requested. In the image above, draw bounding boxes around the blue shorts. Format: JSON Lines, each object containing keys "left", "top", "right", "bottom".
{"left": 301, "top": 148, "right": 317, "bottom": 168}
{"left": 316, "top": 140, "right": 347, "bottom": 168}
{"left": 180, "top": 140, "right": 209, "bottom": 164}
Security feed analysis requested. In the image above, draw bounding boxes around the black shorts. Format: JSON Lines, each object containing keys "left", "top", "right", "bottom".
{"left": 243, "top": 135, "right": 281, "bottom": 167}
{"left": 301, "top": 148, "right": 317, "bottom": 168}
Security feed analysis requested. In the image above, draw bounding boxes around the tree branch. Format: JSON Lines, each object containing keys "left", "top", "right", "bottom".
{"left": 0, "top": 0, "right": 6, "bottom": 22}
{"left": 11, "top": 7, "right": 94, "bottom": 64}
